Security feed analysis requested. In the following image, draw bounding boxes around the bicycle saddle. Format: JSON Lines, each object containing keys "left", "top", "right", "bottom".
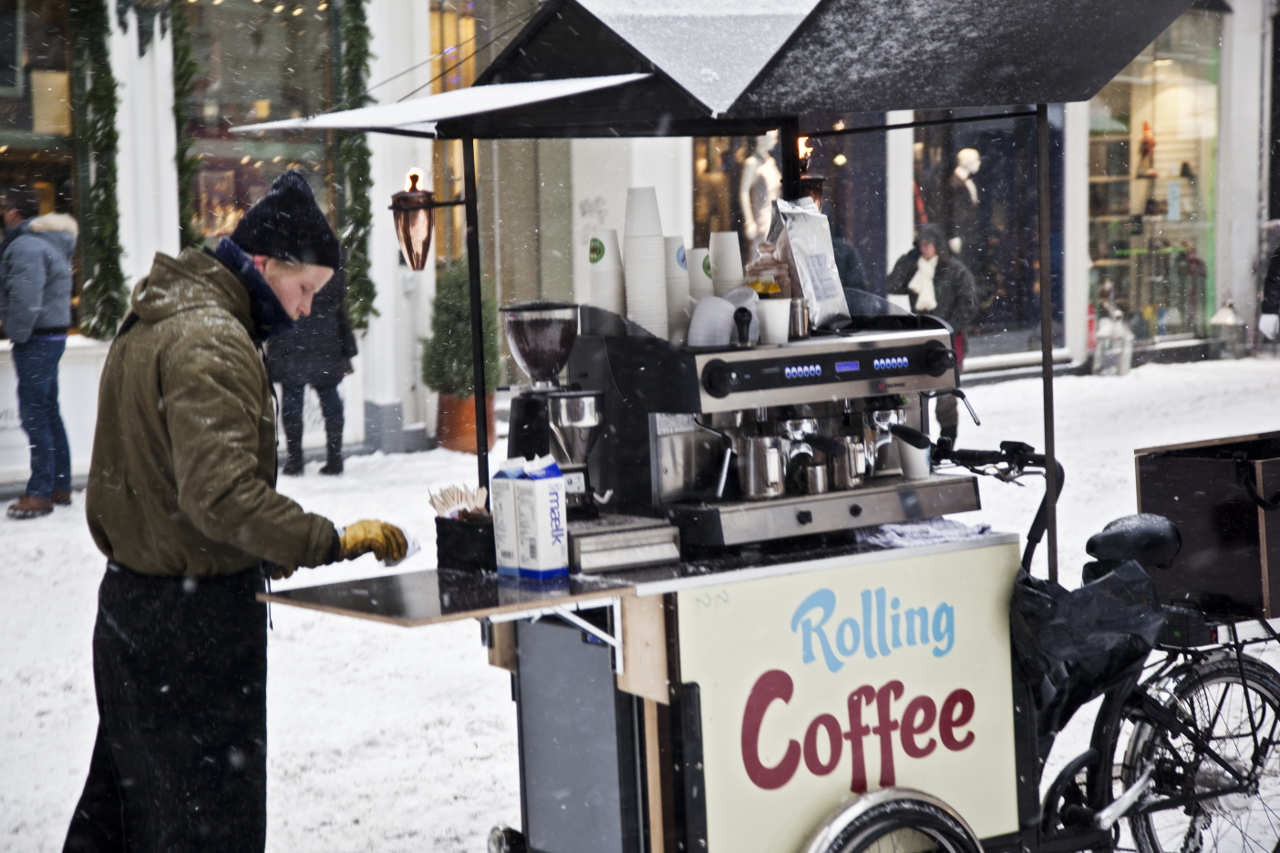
{"left": 1085, "top": 513, "right": 1181, "bottom": 569}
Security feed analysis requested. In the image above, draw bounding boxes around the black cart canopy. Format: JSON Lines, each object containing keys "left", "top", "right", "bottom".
{"left": 236, "top": 0, "right": 1197, "bottom": 139}
{"left": 437, "top": 0, "right": 1196, "bottom": 138}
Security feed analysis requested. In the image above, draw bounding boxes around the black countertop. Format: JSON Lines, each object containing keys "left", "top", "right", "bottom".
{"left": 260, "top": 519, "right": 1007, "bottom": 627}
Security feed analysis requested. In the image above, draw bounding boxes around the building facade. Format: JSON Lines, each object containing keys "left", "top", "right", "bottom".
{"left": 0, "top": 0, "right": 1272, "bottom": 486}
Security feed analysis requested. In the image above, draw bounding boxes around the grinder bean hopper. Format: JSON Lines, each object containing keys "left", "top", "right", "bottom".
{"left": 501, "top": 301, "right": 601, "bottom": 509}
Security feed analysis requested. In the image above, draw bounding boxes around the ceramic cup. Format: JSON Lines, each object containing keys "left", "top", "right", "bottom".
{"left": 896, "top": 436, "right": 932, "bottom": 480}
{"left": 757, "top": 297, "right": 791, "bottom": 345}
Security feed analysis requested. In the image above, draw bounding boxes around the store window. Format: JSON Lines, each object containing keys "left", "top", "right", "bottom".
{"left": 181, "top": 0, "right": 337, "bottom": 241}
{"left": 1087, "top": 10, "right": 1221, "bottom": 341}
{"left": 914, "top": 110, "right": 1064, "bottom": 357}
{"left": 0, "top": 0, "right": 77, "bottom": 315}
{"left": 428, "top": 0, "right": 476, "bottom": 264}
{"left": 691, "top": 129, "right": 886, "bottom": 298}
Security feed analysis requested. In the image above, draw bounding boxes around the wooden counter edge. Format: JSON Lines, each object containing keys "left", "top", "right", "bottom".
{"left": 616, "top": 592, "right": 670, "bottom": 705}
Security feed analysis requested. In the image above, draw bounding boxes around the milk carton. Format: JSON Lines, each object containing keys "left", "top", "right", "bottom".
{"left": 490, "top": 460, "right": 524, "bottom": 576}
{"left": 514, "top": 456, "right": 569, "bottom": 579}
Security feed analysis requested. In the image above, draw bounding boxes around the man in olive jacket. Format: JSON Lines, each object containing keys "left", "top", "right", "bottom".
{"left": 64, "top": 171, "right": 408, "bottom": 852}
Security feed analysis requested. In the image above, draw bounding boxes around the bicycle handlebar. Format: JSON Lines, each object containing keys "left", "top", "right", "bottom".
{"left": 931, "top": 437, "right": 1064, "bottom": 573}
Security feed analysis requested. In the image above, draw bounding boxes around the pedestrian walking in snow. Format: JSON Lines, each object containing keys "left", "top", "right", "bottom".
{"left": 886, "top": 222, "right": 977, "bottom": 451}
{"left": 267, "top": 267, "right": 357, "bottom": 476}
{"left": 63, "top": 171, "right": 408, "bottom": 852}
{"left": 0, "top": 183, "right": 76, "bottom": 519}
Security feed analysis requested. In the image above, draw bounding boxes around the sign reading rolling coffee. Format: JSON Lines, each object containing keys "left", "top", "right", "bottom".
{"left": 677, "top": 539, "right": 1021, "bottom": 851}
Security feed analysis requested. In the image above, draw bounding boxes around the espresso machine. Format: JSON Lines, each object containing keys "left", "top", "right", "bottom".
{"left": 564, "top": 306, "right": 980, "bottom": 549}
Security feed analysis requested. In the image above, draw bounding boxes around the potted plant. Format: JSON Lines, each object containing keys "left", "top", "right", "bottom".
{"left": 421, "top": 259, "right": 499, "bottom": 453}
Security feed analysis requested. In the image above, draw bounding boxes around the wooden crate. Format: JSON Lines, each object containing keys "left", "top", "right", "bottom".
{"left": 1135, "top": 431, "right": 1280, "bottom": 618}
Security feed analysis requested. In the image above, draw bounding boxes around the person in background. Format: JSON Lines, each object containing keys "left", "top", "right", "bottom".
{"left": 0, "top": 183, "right": 77, "bottom": 519}
{"left": 267, "top": 266, "right": 357, "bottom": 476}
{"left": 63, "top": 171, "right": 408, "bottom": 852}
{"left": 886, "top": 222, "right": 977, "bottom": 452}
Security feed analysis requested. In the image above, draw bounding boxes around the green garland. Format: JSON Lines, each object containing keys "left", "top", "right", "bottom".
{"left": 170, "top": 0, "right": 201, "bottom": 249}
{"left": 338, "top": 0, "right": 376, "bottom": 331}
{"left": 71, "top": 0, "right": 128, "bottom": 339}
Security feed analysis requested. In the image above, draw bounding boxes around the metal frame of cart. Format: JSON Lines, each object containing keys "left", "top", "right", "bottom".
{"left": 238, "top": 1, "right": 1200, "bottom": 849}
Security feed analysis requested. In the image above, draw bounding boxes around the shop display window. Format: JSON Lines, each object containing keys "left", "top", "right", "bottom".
{"left": 0, "top": 0, "right": 78, "bottom": 329}
{"left": 1087, "top": 9, "right": 1222, "bottom": 341}
{"left": 913, "top": 109, "right": 1064, "bottom": 358}
{"left": 181, "top": 0, "right": 338, "bottom": 240}
{"left": 429, "top": 0, "right": 477, "bottom": 264}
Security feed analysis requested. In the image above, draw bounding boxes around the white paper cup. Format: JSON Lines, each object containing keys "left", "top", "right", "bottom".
{"left": 666, "top": 275, "right": 691, "bottom": 340}
{"left": 709, "top": 230, "right": 744, "bottom": 296}
{"left": 589, "top": 266, "right": 625, "bottom": 315}
{"left": 624, "top": 186, "right": 662, "bottom": 237}
{"left": 896, "top": 437, "right": 932, "bottom": 480}
{"left": 664, "top": 236, "right": 686, "bottom": 280}
{"left": 757, "top": 297, "right": 791, "bottom": 345}
{"left": 623, "top": 234, "right": 669, "bottom": 338}
{"left": 687, "top": 247, "right": 714, "bottom": 299}
{"left": 586, "top": 228, "right": 622, "bottom": 269}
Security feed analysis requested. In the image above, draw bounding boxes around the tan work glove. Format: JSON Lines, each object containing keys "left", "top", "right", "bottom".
{"left": 339, "top": 520, "right": 409, "bottom": 563}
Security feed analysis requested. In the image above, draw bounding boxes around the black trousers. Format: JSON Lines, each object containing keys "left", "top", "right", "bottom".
{"left": 280, "top": 381, "right": 343, "bottom": 463}
{"left": 64, "top": 564, "right": 268, "bottom": 853}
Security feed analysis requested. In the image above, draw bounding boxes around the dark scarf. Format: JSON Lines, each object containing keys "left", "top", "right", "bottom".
{"left": 212, "top": 237, "right": 294, "bottom": 343}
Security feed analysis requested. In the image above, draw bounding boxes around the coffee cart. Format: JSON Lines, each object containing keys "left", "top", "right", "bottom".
{"left": 238, "top": 1, "right": 1196, "bottom": 850}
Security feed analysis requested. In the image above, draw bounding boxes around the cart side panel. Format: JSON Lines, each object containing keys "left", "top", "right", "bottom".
{"left": 675, "top": 540, "right": 1022, "bottom": 850}
{"left": 515, "top": 618, "right": 642, "bottom": 853}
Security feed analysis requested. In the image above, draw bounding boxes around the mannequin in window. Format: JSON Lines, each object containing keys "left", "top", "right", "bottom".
{"left": 944, "top": 147, "right": 987, "bottom": 307}
{"left": 739, "top": 131, "right": 782, "bottom": 251}
{"left": 945, "top": 148, "right": 983, "bottom": 259}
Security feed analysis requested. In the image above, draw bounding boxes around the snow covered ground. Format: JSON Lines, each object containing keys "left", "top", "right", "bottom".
{"left": 4, "top": 358, "right": 1280, "bottom": 852}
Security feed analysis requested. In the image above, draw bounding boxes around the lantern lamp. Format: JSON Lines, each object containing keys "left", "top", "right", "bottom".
{"left": 389, "top": 169, "right": 435, "bottom": 271}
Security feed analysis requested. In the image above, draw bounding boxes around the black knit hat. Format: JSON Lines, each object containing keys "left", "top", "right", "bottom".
{"left": 231, "top": 170, "right": 341, "bottom": 270}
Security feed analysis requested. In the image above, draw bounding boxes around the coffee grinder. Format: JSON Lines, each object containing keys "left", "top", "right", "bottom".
{"left": 501, "top": 301, "right": 601, "bottom": 509}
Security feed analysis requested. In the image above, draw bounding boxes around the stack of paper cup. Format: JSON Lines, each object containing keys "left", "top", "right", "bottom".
{"left": 709, "top": 231, "right": 745, "bottom": 297}
{"left": 623, "top": 234, "right": 669, "bottom": 338}
{"left": 664, "top": 236, "right": 692, "bottom": 341}
{"left": 584, "top": 228, "right": 624, "bottom": 315}
{"left": 624, "top": 186, "right": 663, "bottom": 238}
{"left": 622, "top": 187, "right": 668, "bottom": 338}
{"left": 687, "top": 247, "right": 714, "bottom": 300}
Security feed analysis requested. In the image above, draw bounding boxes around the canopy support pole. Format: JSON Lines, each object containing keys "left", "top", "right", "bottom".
{"left": 463, "top": 136, "right": 491, "bottom": 504}
{"left": 1036, "top": 103, "right": 1059, "bottom": 582}
{"left": 780, "top": 117, "right": 802, "bottom": 200}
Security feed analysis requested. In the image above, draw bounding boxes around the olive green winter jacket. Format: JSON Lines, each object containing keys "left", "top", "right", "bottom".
{"left": 86, "top": 248, "right": 338, "bottom": 577}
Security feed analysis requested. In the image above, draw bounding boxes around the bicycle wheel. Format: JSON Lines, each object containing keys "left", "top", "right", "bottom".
{"left": 1119, "top": 655, "right": 1280, "bottom": 853}
{"left": 801, "top": 789, "right": 982, "bottom": 853}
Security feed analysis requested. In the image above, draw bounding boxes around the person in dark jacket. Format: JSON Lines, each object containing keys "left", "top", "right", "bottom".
{"left": 887, "top": 222, "right": 977, "bottom": 450}
{"left": 0, "top": 184, "right": 76, "bottom": 519}
{"left": 63, "top": 171, "right": 408, "bottom": 853}
{"left": 267, "top": 267, "right": 357, "bottom": 475}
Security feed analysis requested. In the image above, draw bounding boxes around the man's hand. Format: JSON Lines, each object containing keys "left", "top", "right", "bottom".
{"left": 1261, "top": 314, "right": 1280, "bottom": 342}
{"left": 267, "top": 564, "right": 297, "bottom": 581}
{"left": 339, "top": 520, "right": 408, "bottom": 563}
{"left": 948, "top": 237, "right": 962, "bottom": 255}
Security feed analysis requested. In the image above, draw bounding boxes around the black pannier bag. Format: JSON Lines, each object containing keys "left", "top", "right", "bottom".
{"left": 1010, "top": 560, "right": 1165, "bottom": 751}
